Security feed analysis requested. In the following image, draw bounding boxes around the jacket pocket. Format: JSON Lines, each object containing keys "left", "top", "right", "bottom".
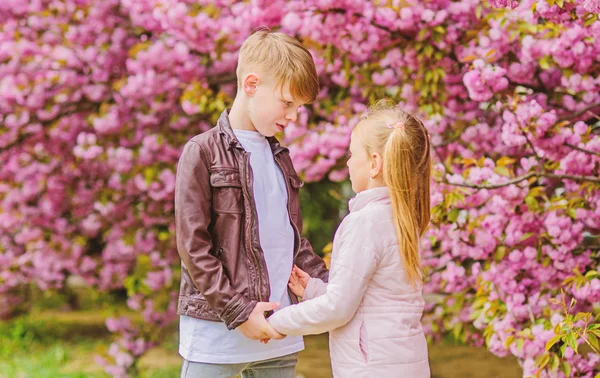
{"left": 210, "top": 169, "right": 243, "bottom": 214}
{"left": 287, "top": 174, "right": 304, "bottom": 216}
{"left": 359, "top": 321, "right": 369, "bottom": 364}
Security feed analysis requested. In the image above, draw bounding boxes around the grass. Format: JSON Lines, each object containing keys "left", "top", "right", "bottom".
{"left": 0, "top": 290, "right": 523, "bottom": 378}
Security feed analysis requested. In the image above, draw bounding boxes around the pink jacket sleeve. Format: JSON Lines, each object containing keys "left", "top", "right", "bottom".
{"left": 269, "top": 216, "right": 378, "bottom": 336}
{"left": 303, "top": 278, "right": 327, "bottom": 300}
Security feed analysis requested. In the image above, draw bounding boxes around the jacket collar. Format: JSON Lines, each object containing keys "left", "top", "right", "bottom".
{"left": 348, "top": 186, "right": 391, "bottom": 213}
{"left": 217, "top": 109, "right": 288, "bottom": 155}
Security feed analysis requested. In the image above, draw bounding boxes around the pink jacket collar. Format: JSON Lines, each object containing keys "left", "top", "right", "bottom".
{"left": 348, "top": 186, "right": 391, "bottom": 213}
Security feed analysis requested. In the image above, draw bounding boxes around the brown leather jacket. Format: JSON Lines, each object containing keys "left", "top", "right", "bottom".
{"left": 175, "top": 110, "right": 329, "bottom": 330}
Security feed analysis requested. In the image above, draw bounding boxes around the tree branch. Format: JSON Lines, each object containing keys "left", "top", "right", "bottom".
{"left": 565, "top": 143, "right": 600, "bottom": 157}
{"left": 558, "top": 103, "right": 600, "bottom": 122}
{"left": 432, "top": 146, "right": 454, "bottom": 175}
{"left": 440, "top": 170, "right": 600, "bottom": 190}
{"left": 325, "top": 8, "right": 414, "bottom": 42}
{"left": 516, "top": 118, "right": 543, "bottom": 163}
{"left": 443, "top": 172, "right": 536, "bottom": 189}
{"left": 507, "top": 79, "right": 544, "bottom": 93}
{"left": 545, "top": 173, "right": 600, "bottom": 183}
{"left": 0, "top": 101, "right": 104, "bottom": 153}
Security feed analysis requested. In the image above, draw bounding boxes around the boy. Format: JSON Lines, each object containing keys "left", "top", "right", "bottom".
{"left": 175, "top": 29, "right": 329, "bottom": 378}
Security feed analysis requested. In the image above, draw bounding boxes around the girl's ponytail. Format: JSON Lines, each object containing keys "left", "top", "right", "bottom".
{"left": 363, "top": 103, "right": 431, "bottom": 287}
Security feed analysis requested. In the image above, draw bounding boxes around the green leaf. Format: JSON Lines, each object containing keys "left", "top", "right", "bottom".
{"left": 424, "top": 45, "right": 434, "bottom": 58}
{"left": 516, "top": 338, "right": 524, "bottom": 352}
{"left": 158, "top": 230, "right": 170, "bottom": 242}
{"left": 561, "top": 362, "right": 571, "bottom": 377}
{"left": 520, "top": 232, "right": 534, "bottom": 242}
{"left": 560, "top": 342, "right": 567, "bottom": 357}
{"left": 538, "top": 353, "right": 550, "bottom": 369}
{"left": 584, "top": 14, "right": 598, "bottom": 27}
{"left": 542, "top": 256, "right": 551, "bottom": 267}
{"left": 493, "top": 166, "right": 511, "bottom": 177}
{"left": 539, "top": 56, "right": 551, "bottom": 70}
{"left": 448, "top": 208, "right": 460, "bottom": 222}
{"left": 550, "top": 354, "right": 560, "bottom": 372}
{"left": 424, "top": 70, "right": 433, "bottom": 83}
{"left": 452, "top": 322, "right": 463, "bottom": 340}
{"left": 570, "top": 298, "right": 577, "bottom": 308}
{"left": 525, "top": 195, "right": 539, "bottom": 211}
{"left": 545, "top": 335, "right": 561, "bottom": 351}
{"left": 587, "top": 332, "right": 599, "bottom": 350}
{"left": 497, "top": 156, "right": 516, "bottom": 167}
{"left": 495, "top": 246, "right": 507, "bottom": 262}
{"left": 566, "top": 333, "right": 578, "bottom": 354}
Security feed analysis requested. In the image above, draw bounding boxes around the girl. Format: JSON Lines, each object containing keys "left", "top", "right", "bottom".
{"left": 268, "top": 102, "right": 431, "bottom": 377}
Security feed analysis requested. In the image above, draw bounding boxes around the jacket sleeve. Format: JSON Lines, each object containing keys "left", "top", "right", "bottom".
{"left": 303, "top": 278, "right": 327, "bottom": 300}
{"left": 269, "top": 218, "right": 378, "bottom": 336}
{"left": 175, "top": 140, "right": 256, "bottom": 330}
{"left": 294, "top": 238, "right": 329, "bottom": 283}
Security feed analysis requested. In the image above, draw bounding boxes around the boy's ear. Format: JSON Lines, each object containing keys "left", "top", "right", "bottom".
{"left": 243, "top": 73, "right": 259, "bottom": 96}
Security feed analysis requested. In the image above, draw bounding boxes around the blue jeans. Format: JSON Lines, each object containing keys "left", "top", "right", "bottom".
{"left": 180, "top": 352, "right": 298, "bottom": 378}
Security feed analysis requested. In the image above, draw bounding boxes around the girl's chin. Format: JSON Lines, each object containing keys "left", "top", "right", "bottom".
{"left": 349, "top": 181, "right": 365, "bottom": 194}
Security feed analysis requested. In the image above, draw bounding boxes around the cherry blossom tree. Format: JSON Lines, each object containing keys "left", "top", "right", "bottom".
{"left": 1, "top": 0, "right": 599, "bottom": 376}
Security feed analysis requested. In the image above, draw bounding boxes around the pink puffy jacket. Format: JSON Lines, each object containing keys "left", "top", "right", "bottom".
{"left": 270, "top": 187, "right": 430, "bottom": 378}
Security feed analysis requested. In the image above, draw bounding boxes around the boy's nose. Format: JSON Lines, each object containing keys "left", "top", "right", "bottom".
{"left": 286, "top": 110, "right": 298, "bottom": 122}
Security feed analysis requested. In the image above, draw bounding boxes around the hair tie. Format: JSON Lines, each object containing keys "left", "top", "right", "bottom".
{"left": 386, "top": 121, "right": 405, "bottom": 131}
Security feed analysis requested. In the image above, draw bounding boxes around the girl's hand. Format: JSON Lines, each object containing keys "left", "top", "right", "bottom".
{"left": 288, "top": 265, "right": 311, "bottom": 298}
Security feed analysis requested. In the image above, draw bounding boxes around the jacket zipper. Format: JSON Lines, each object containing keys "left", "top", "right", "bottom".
{"left": 242, "top": 152, "right": 264, "bottom": 302}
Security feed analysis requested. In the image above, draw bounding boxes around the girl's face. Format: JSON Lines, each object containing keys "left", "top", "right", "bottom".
{"left": 347, "top": 128, "right": 371, "bottom": 194}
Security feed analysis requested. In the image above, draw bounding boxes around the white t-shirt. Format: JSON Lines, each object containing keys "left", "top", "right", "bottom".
{"left": 179, "top": 129, "right": 304, "bottom": 363}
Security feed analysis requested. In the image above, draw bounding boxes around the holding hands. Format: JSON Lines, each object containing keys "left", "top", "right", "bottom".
{"left": 255, "top": 265, "right": 313, "bottom": 344}
{"left": 239, "top": 302, "right": 285, "bottom": 344}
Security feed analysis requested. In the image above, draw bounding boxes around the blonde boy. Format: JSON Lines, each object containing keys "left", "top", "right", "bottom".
{"left": 175, "top": 29, "right": 329, "bottom": 378}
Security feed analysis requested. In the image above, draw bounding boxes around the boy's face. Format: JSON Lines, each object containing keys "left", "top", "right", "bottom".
{"left": 246, "top": 75, "right": 305, "bottom": 137}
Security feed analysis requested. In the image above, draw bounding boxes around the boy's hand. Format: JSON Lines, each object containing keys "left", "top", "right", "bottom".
{"left": 259, "top": 328, "right": 286, "bottom": 344}
{"left": 288, "top": 265, "right": 311, "bottom": 298}
{"left": 239, "top": 302, "right": 285, "bottom": 341}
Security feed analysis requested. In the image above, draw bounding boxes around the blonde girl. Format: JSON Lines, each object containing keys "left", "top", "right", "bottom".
{"left": 268, "top": 101, "right": 432, "bottom": 377}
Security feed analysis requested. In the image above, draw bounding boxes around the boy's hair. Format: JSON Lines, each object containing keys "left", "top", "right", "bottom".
{"left": 236, "top": 28, "right": 319, "bottom": 103}
{"left": 357, "top": 100, "right": 431, "bottom": 287}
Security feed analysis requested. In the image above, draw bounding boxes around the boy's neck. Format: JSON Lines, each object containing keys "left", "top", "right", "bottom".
{"left": 229, "top": 98, "right": 257, "bottom": 132}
